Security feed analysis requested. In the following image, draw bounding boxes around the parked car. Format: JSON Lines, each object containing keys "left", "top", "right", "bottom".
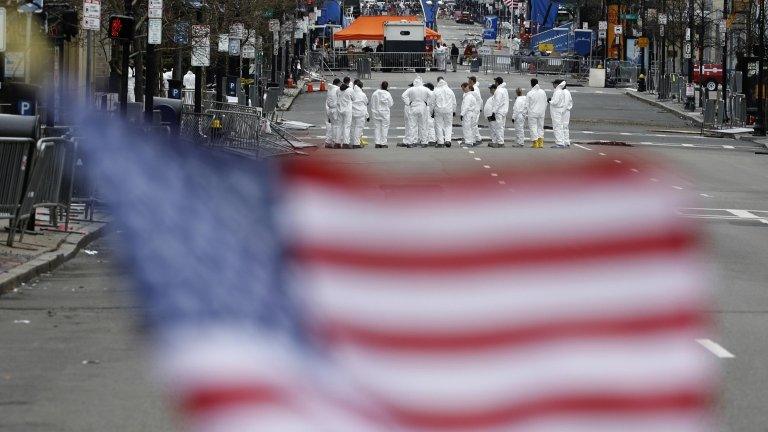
{"left": 692, "top": 63, "right": 723, "bottom": 91}
{"left": 455, "top": 11, "right": 473, "bottom": 24}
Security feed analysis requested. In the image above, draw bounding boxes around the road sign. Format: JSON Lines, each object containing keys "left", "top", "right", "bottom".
{"left": 228, "top": 38, "right": 240, "bottom": 56}
{"left": 148, "top": 0, "right": 162, "bottom": 19}
{"left": 242, "top": 30, "right": 256, "bottom": 59}
{"left": 82, "top": 0, "right": 100, "bottom": 31}
{"left": 685, "top": 27, "right": 691, "bottom": 41}
{"left": 685, "top": 83, "right": 694, "bottom": 96}
{"left": 582, "top": 22, "right": 588, "bottom": 29}
{"left": 173, "top": 21, "right": 189, "bottom": 44}
{"left": 229, "top": 23, "right": 244, "bottom": 39}
{"left": 660, "top": 25, "right": 665, "bottom": 36}
{"left": 598, "top": 29, "right": 606, "bottom": 39}
{"left": 637, "top": 36, "right": 649, "bottom": 47}
{"left": 218, "top": 34, "right": 229, "bottom": 52}
{"left": 620, "top": 13, "right": 638, "bottom": 20}
{"left": 268, "top": 19, "right": 280, "bottom": 32}
{"left": 684, "top": 42, "right": 691, "bottom": 58}
{"left": 191, "top": 24, "right": 210, "bottom": 67}
{"left": 614, "top": 25, "right": 623, "bottom": 35}
{"left": 0, "top": 8, "right": 5, "bottom": 52}
{"left": 659, "top": 14, "right": 667, "bottom": 24}
{"left": 148, "top": 18, "right": 161, "bottom": 44}
{"left": 598, "top": 20, "right": 607, "bottom": 30}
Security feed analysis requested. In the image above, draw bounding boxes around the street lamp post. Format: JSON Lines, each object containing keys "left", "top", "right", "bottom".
{"left": 755, "top": 0, "right": 765, "bottom": 135}
{"left": 685, "top": 0, "right": 695, "bottom": 111}
{"left": 722, "top": 0, "right": 729, "bottom": 122}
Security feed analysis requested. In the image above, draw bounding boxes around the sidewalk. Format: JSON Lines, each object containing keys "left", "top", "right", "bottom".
{"left": 625, "top": 90, "right": 704, "bottom": 126}
{"left": 0, "top": 212, "right": 109, "bottom": 295}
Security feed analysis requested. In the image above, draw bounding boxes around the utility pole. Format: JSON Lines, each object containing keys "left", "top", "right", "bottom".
{"left": 755, "top": 0, "right": 765, "bottom": 135}
{"left": 722, "top": 0, "right": 728, "bottom": 121}
{"left": 659, "top": 0, "right": 666, "bottom": 99}
{"left": 193, "top": 7, "right": 203, "bottom": 114}
{"left": 685, "top": 0, "right": 695, "bottom": 110}
{"left": 119, "top": 0, "right": 133, "bottom": 115}
{"left": 145, "top": 0, "right": 162, "bottom": 123}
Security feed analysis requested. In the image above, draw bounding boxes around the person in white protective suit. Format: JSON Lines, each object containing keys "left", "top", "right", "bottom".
{"left": 526, "top": 78, "right": 548, "bottom": 148}
{"left": 549, "top": 79, "right": 573, "bottom": 148}
{"left": 468, "top": 76, "right": 483, "bottom": 143}
{"left": 350, "top": 79, "right": 369, "bottom": 149}
{"left": 433, "top": 77, "right": 457, "bottom": 148}
{"left": 460, "top": 82, "right": 480, "bottom": 147}
{"left": 511, "top": 87, "right": 528, "bottom": 147}
{"left": 488, "top": 76, "right": 510, "bottom": 147}
{"left": 335, "top": 78, "right": 354, "bottom": 149}
{"left": 183, "top": 70, "right": 196, "bottom": 90}
{"left": 424, "top": 82, "right": 437, "bottom": 146}
{"left": 434, "top": 43, "right": 448, "bottom": 71}
{"left": 483, "top": 84, "right": 498, "bottom": 146}
{"left": 401, "top": 76, "right": 432, "bottom": 147}
{"left": 324, "top": 78, "right": 341, "bottom": 148}
{"left": 370, "top": 81, "right": 394, "bottom": 148}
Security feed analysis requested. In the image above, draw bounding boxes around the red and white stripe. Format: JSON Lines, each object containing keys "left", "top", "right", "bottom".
{"left": 176, "top": 156, "right": 716, "bottom": 431}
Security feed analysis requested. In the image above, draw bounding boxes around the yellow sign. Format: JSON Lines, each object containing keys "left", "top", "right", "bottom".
{"left": 637, "top": 37, "right": 649, "bottom": 48}
{"left": 538, "top": 43, "right": 554, "bottom": 52}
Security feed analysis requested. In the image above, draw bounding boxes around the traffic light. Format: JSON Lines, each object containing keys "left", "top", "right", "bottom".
{"left": 62, "top": 9, "right": 78, "bottom": 40}
{"left": 108, "top": 15, "right": 135, "bottom": 41}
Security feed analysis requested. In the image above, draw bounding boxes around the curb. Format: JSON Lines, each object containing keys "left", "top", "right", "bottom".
{"left": 625, "top": 91, "right": 703, "bottom": 127}
{"left": 0, "top": 221, "right": 111, "bottom": 295}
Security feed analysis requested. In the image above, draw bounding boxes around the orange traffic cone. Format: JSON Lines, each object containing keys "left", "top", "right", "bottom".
{"left": 319, "top": 80, "right": 326, "bottom": 91}
{"left": 286, "top": 74, "right": 295, "bottom": 88}
{"left": 307, "top": 82, "right": 314, "bottom": 92}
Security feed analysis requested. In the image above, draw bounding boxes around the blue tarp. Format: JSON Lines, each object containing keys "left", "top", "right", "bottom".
{"left": 530, "top": 0, "right": 559, "bottom": 30}
{"left": 318, "top": 0, "right": 342, "bottom": 26}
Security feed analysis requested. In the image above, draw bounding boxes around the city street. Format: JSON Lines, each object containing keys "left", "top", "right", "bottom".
{"left": 2, "top": 17, "right": 768, "bottom": 432}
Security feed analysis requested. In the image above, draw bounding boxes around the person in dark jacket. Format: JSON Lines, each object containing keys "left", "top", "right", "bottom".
{"left": 450, "top": 43, "right": 460, "bottom": 72}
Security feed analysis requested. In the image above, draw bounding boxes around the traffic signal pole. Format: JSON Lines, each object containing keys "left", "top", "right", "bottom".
{"left": 755, "top": 0, "right": 766, "bottom": 136}
{"left": 722, "top": 0, "right": 728, "bottom": 121}
{"left": 193, "top": 8, "right": 203, "bottom": 114}
{"left": 119, "top": 0, "right": 132, "bottom": 115}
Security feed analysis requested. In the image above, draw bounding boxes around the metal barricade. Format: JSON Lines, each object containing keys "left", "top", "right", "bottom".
{"left": 0, "top": 138, "right": 34, "bottom": 224}
{"left": 7, "top": 137, "right": 74, "bottom": 246}
{"left": 357, "top": 57, "right": 372, "bottom": 79}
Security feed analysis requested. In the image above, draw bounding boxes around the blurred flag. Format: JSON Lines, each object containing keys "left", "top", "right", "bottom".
{"left": 84, "top": 120, "right": 715, "bottom": 431}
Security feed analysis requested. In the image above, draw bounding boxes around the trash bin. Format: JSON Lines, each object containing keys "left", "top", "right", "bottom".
{"left": 470, "top": 58, "right": 481, "bottom": 73}
{"left": 637, "top": 74, "right": 646, "bottom": 92}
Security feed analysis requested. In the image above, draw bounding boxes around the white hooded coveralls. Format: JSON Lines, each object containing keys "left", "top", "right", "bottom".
{"left": 471, "top": 83, "right": 483, "bottom": 141}
{"left": 351, "top": 85, "right": 369, "bottom": 147}
{"left": 512, "top": 95, "right": 528, "bottom": 146}
{"left": 370, "top": 88, "right": 394, "bottom": 145}
{"left": 324, "top": 84, "right": 338, "bottom": 145}
{"left": 427, "top": 87, "right": 437, "bottom": 143}
{"left": 335, "top": 85, "right": 354, "bottom": 145}
{"left": 433, "top": 79, "right": 457, "bottom": 145}
{"left": 401, "top": 77, "right": 432, "bottom": 145}
{"left": 461, "top": 90, "right": 480, "bottom": 145}
{"left": 526, "top": 83, "right": 548, "bottom": 141}
{"left": 491, "top": 82, "right": 510, "bottom": 144}
{"left": 549, "top": 81, "right": 573, "bottom": 146}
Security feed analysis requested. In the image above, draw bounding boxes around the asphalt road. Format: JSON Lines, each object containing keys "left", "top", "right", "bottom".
{"left": 2, "top": 19, "right": 768, "bottom": 431}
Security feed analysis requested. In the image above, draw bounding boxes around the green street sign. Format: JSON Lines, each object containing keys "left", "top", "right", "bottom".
{"left": 620, "top": 13, "right": 638, "bottom": 20}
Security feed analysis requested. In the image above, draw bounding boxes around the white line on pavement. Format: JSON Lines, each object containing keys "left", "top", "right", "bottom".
{"left": 490, "top": 173, "right": 498, "bottom": 177}
{"left": 723, "top": 145, "right": 735, "bottom": 149}
{"left": 727, "top": 209, "right": 768, "bottom": 224}
{"left": 650, "top": 178, "right": 660, "bottom": 182}
{"left": 696, "top": 339, "right": 735, "bottom": 358}
{"left": 614, "top": 160, "right": 622, "bottom": 164}
{"left": 630, "top": 168, "right": 640, "bottom": 173}
{"left": 573, "top": 143, "right": 592, "bottom": 151}
{"left": 474, "top": 157, "right": 482, "bottom": 161}
{"left": 598, "top": 152, "right": 607, "bottom": 156}
{"left": 672, "top": 186, "right": 684, "bottom": 190}
{"left": 483, "top": 165, "right": 491, "bottom": 169}
{"left": 682, "top": 144, "right": 694, "bottom": 147}
{"left": 699, "top": 193, "right": 712, "bottom": 198}
{"left": 498, "top": 180, "right": 506, "bottom": 185}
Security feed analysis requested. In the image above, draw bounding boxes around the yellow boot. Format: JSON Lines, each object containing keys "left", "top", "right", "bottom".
{"left": 538, "top": 137, "right": 544, "bottom": 148}
{"left": 531, "top": 139, "right": 538, "bottom": 148}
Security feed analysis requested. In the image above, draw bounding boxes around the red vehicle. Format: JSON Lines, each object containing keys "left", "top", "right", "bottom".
{"left": 692, "top": 63, "right": 723, "bottom": 91}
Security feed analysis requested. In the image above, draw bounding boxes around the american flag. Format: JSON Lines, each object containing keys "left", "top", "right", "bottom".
{"left": 84, "top": 115, "right": 716, "bottom": 431}
{"left": 503, "top": 0, "right": 519, "bottom": 9}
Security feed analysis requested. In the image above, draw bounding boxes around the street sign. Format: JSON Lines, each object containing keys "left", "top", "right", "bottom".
{"left": 173, "top": 21, "right": 189, "bottom": 44}
{"left": 148, "top": 0, "right": 162, "bottom": 19}
{"left": 684, "top": 42, "right": 691, "bottom": 58}
{"left": 637, "top": 36, "right": 649, "bottom": 47}
{"left": 242, "top": 30, "right": 256, "bottom": 59}
{"left": 598, "top": 29, "right": 606, "bottom": 39}
{"left": 191, "top": 24, "right": 210, "bottom": 67}
{"left": 0, "top": 8, "right": 5, "bottom": 52}
{"left": 218, "top": 34, "right": 229, "bottom": 52}
{"left": 268, "top": 19, "right": 280, "bottom": 32}
{"left": 685, "top": 27, "right": 691, "bottom": 41}
{"left": 659, "top": 14, "right": 667, "bottom": 24}
{"left": 148, "top": 18, "right": 161, "bottom": 44}
{"left": 82, "top": 0, "right": 100, "bottom": 31}
{"left": 228, "top": 38, "right": 240, "bottom": 56}
{"left": 598, "top": 20, "right": 607, "bottom": 30}
{"left": 685, "top": 83, "right": 694, "bottom": 96}
{"left": 660, "top": 25, "right": 665, "bottom": 36}
{"left": 614, "top": 25, "right": 623, "bottom": 35}
{"left": 582, "top": 22, "right": 588, "bottom": 29}
{"left": 229, "top": 23, "right": 244, "bottom": 39}
{"left": 620, "top": 13, "right": 638, "bottom": 20}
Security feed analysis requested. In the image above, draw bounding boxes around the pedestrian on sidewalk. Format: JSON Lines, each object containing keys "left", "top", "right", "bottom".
{"left": 325, "top": 78, "right": 341, "bottom": 149}
{"left": 370, "top": 81, "right": 394, "bottom": 148}
{"left": 511, "top": 87, "right": 527, "bottom": 147}
{"left": 335, "top": 77, "right": 354, "bottom": 148}
{"left": 549, "top": 79, "right": 573, "bottom": 148}
{"left": 489, "top": 76, "right": 510, "bottom": 147}
{"left": 461, "top": 82, "right": 480, "bottom": 147}
{"left": 350, "top": 79, "right": 369, "bottom": 149}
{"left": 468, "top": 76, "right": 483, "bottom": 143}
{"left": 433, "top": 76, "right": 457, "bottom": 147}
{"left": 526, "top": 78, "right": 547, "bottom": 148}
{"left": 450, "top": 43, "right": 460, "bottom": 72}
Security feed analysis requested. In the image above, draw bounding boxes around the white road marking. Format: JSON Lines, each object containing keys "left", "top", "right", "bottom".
{"left": 468, "top": 150, "right": 475, "bottom": 154}
{"left": 682, "top": 144, "right": 694, "bottom": 147}
{"left": 696, "top": 339, "right": 735, "bottom": 359}
{"left": 498, "top": 180, "right": 506, "bottom": 185}
{"left": 723, "top": 145, "right": 735, "bottom": 149}
{"left": 598, "top": 152, "right": 607, "bottom": 156}
{"left": 483, "top": 165, "right": 491, "bottom": 169}
{"left": 727, "top": 209, "right": 762, "bottom": 219}
{"left": 630, "top": 168, "right": 640, "bottom": 173}
{"left": 640, "top": 141, "right": 653, "bottom": 145}
{"left": 573, "top": 143, "right": 592, "bottom": 151}
{"left": 619, "top": 132, "right": 631, "bottom": 136}
{"left": 672, "top": 186, "right": 684, "bottom": 190}
{"left": 490, "top": 173, "right": 498, "bottom": 177}
{"left": 699, "top": 193, "right": 712, "bottom": 198}
{"left": 474, "top": 157, "right": 482, "bottom": 161}
{"left": 613, "top": 159, "right": 622, "bottom": 164}
{"left": 650, "top": 178, "right": 660, "bottom": 182}
{"left": 580, "top": 131, "right": 594, "bottom": 134}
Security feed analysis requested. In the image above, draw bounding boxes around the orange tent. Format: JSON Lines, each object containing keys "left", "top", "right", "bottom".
{"left": 332, "top": 16, "right": 441, "bottom": 41}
